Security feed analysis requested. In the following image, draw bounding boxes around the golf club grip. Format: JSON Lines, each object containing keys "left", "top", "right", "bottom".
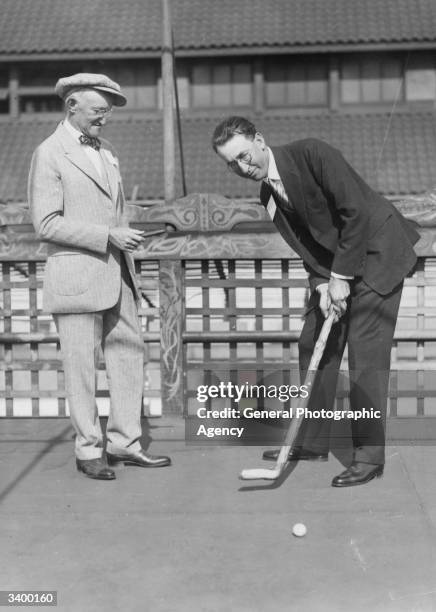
{"left": 281, "top": 311, "right": 335, "bottom": 450}
{"left": 142, "top": 229, "right": 167, "bottom": 238}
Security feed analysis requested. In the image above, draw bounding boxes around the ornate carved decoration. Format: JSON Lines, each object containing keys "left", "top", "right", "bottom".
{"left": 1, "top": 193, "right": 436, "bottom": 260}
{"left": 159, "top": 260, "right": 183, "bottom": 412}
{"left": 135, "top": 232, "right": 297, "bottom": 259}
{"left": 127, "top": 193, "right": 269, "bottom": 231}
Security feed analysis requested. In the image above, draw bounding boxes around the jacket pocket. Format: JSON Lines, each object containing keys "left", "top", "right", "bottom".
{"left": 46, "top": 253, "right": 90, "bottom": 296}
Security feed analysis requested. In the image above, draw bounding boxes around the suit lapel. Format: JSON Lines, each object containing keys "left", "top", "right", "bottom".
{"left": 272, "top": 145, "right": 338, "bottom": 250}
{"left": 100, "top": 146, "right": 120, "bottom": 206}
{"left": 54, "top": 122, "right": 112, "bottom": 198}
{"left": 260, "top": 181, "right": 304, "bottom": 258}
{"left": 260, "top": 155, "right": 331, "bottom": 278}
{"left": 271, "top": 145, "right": 309, "bottom": 226}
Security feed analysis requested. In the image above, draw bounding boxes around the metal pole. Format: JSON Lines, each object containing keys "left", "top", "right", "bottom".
{"left": 172, "top": 30, "right": 187, "bottom": 197}
{"left": 162, "top": 0, "right": 176, "bottom": 202}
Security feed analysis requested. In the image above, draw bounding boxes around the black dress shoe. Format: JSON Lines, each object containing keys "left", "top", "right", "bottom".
{"left": 331, "top": 462, "right": 384, "bottom": 487}
{"left": 76, "top": 458, "right": 116, "bottom": 480}
{"left": 106, "top": 448, "right": 171, "bottom": 468}
{"left": 262, "top": 448, "right": 328, "bottom": 462}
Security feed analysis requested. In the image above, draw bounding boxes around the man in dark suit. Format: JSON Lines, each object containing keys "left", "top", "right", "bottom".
{"left": 212, "top": 116, "right": 419, "bottom": 487}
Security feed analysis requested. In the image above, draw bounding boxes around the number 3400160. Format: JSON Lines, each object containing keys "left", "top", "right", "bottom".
{"left": 0, "top": 591, "right": 57, "bottom": 606}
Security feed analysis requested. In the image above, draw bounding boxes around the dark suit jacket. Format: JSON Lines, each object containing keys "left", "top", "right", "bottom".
{"left": 260, "top": 138, "right": 419, "bottom": 295}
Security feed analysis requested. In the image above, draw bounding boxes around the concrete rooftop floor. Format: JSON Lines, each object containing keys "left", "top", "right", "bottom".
{"left": 1, "top": 417, "right": 436, "bottom": 612}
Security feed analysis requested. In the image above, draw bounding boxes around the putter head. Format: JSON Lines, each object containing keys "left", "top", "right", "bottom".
{"left": 239, "top": 468, "right": 281, "bottom": 481}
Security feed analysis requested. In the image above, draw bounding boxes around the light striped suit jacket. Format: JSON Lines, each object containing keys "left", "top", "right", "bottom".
{"left": 28, "top": 121, "right": 140, "bottom": 314}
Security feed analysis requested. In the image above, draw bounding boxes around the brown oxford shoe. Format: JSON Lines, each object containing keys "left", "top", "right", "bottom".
{"left": 262, "top": 448, "right": 328, "bottom": 462}
{"left": 76, "top": 458, "right": 116, "bottom": 480}
{"left": 331, "top": 462, "right": 384, "bottom": 488}
{"left": 106, "top": 448, "right": 171, "bottom": 468}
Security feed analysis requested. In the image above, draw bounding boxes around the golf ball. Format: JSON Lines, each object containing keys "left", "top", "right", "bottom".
{"left": 292, "top": 523, "right": 307, "bottom": 537}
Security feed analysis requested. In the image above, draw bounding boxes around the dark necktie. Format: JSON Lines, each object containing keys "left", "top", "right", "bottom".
{"left": 79, "top": 134, "right": 101, "bottom": 151}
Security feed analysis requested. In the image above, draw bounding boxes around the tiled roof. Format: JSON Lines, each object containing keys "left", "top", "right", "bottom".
{"left": 0, "top": 111, "right": 435, "bottom": 203}
{"left": 0, "top": 0, "right": 435, "bottom": 55}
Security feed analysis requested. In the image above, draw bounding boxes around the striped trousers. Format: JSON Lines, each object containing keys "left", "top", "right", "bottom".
{"left": 54, "top": 259, "right": 144, "bottom": 460}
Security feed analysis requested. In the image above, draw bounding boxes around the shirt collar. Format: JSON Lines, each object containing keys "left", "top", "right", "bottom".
{"left": 63, "top": 118, "right": 84, "bottom": 144}
{"left": 265, "top": 147, "right": 281, "bottom": 182}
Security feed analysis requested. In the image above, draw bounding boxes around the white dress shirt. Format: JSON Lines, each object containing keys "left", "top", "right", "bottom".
{"left": 64, "top": 119, "right": 105, "bottom": 179}
{"left": 265, "top": 147, "right": 282, "bottom": 184}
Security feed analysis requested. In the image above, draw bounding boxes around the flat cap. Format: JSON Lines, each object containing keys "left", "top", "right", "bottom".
{"left": 54, "top": 73, "right": 127, "bottom": 106}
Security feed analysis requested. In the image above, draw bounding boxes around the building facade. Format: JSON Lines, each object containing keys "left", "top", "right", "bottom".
{"left": 0, "top": 0, "right": 435, "bottom": 202}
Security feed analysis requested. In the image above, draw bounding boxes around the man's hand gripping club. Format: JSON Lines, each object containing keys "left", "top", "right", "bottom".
{"left": 317, "top": 277, "right": 350, "bottom": 320}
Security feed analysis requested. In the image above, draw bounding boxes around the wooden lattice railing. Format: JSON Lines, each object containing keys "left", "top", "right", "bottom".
{"left": 1, "top": 193, "right": 436, "bottom": 439}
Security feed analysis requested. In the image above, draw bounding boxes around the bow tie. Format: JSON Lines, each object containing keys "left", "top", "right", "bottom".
{"left": 79, "top": 134, "right": 101, "bottom": 150}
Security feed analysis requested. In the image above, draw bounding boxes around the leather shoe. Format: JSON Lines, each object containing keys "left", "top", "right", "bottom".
{"left": 76, "top": 458, "right": 116, "bottom": 480}
{"left": 262, "top": 448, "right": 328, "bottom": 462}
{"left": 331, "top": 462, "right": 384, "bottom": 487}
{"left": 106, "top": 448, "right": 171, "bottom": 468}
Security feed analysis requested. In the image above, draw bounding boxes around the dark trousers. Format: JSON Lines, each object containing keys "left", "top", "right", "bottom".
{"left": 296, "top": 279, "right": 403, "bottom": 465}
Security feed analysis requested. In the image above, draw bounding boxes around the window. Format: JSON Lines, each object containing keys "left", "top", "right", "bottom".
{"left": 20, "top": 97, "right": 63, "bottom": 113}
{"left": 105, "top": 61, "right": 159, "bottom": 110}
{"left": 265, "top": 57, "right": 328, "bottom": 108}
{"left": 15, "top": 60, "right": 161, "bottom": 114}
{"left": 341, "top": 54, "right": 404, "bottom": 104}
{"left": 191, "top": 61, "right": 252, "bottom": 108}
{"left": 18, "top": 61, "right": 88, "bottom": 114}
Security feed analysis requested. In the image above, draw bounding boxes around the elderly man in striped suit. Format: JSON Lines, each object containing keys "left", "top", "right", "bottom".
{"left": 28, "top": 73, "right": 171, "bottom": 479}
